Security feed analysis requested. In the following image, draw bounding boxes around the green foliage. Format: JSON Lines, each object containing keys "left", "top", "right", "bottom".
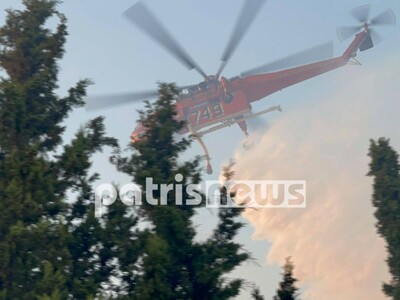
{"left": 273, "top": 257, "right": 300, "bottom": 300}
{"left": 0, "top": 1, "right": 139, "bottom": 299}
{"left": 112, "top": 84, "right": 251, "bottom": 299}
{"left": 0, "top": 1, "right": 261, "bottom": 299}
{"left": 368, "top": 138, "right": 400, "bottom": 299}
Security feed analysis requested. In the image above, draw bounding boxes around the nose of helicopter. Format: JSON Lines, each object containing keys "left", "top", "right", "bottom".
{"left": 131, "top": 123, "right": 147, "bottom": 143}
{"left": 130, "top": 131, "right": 138, "bottom": 143}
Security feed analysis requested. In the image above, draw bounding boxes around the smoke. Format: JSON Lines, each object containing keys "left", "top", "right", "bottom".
{"left": 233, "top": 56, "right": 400, "bottom": 300}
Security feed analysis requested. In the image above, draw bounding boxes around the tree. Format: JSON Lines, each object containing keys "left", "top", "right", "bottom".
{"left": 368, "top": 138, "right": 400, "bottom": 299}
{"left": 111, "top": 83, "right": 251, "bottom": 299}
{"left": 0, "top": 1, "right": 138, "bottom": 299}
{"left": 273, "top": 257, "right": 300, "bottom": 300}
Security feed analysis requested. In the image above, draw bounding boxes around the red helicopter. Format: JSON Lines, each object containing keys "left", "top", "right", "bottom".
{"left": 87, "top": 2, "right": 396, "bottom": 174}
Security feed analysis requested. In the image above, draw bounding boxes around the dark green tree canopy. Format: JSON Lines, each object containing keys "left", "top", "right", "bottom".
{"left": 368, "top": 138, "right": 400, "bottom": 299}
{"left": 0, "top": 0, "right": 88, "bottom": 153}
{"left": 112, "top": 84, "right": 252, "bottom": 299}
{"left": 0, "top": 1, "right": 133, "bottom": 299}
{"left": 273, "top": 257, "right": 300, "bottom": 300}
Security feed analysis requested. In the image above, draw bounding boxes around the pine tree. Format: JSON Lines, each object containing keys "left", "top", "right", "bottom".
{"left": 0, "top": 1, "right": 137, "bottom": 299}
{"left": 368, "top": 138, "right": 400, "bottom": 299}
{"left": 273, "top": 257, "right": 300, "bottom": 300}
{"left": 112, "top": 83, "right": 251, "bottom": 299}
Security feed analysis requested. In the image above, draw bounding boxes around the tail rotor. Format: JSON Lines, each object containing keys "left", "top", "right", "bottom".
{"left": 337, "top": 5, "right": 396, "bottom": 48}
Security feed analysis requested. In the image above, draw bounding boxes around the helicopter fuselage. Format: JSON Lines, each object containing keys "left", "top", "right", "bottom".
{"left": 131, "top": 29, "right": 369, "bottom": 144}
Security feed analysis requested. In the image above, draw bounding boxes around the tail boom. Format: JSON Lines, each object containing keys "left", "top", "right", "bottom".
{"left": 234, "top": 30, "right": 370, "bottom": 104}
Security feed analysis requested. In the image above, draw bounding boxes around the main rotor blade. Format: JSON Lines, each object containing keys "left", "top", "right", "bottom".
{"left": 337, "top": 25, "right": 361, "bottom": 41}
{"left": 85, "top": 90, "right": 159, "bottom": 111}
{"left": 350, "top": 4, "right": 371, "bottom": 24}
{"left": 240, "top": 42, "right": 334, "bottom": 77}
{"left": 217, "top": 0, "right": 267, "bottom": 76}
{"left": 370, "top": 9, "right": 397, "bottom": 26}
{"left": 123, "top": 2, "right": 207, "bottom": 78}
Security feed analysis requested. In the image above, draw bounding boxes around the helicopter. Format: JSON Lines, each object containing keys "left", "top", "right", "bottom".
{"left": 86, "top": 2, "right": 396, "bottom": 174}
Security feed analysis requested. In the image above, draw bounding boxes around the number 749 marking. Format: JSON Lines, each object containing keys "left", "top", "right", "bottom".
{"left": 192, "top": 103, "right": 225, "bottom": 124}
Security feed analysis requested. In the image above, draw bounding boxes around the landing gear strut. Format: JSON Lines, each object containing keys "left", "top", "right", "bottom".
{"left": 192, "top": 134, "right": 213, "bottom": 174}
{"left": 237, "top": 120, "right": 250, "bottom": 148}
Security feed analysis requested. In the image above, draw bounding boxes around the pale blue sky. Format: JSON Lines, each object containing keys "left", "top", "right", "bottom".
{"left": 1, "top": 0, "right": 399, "bottom": 298}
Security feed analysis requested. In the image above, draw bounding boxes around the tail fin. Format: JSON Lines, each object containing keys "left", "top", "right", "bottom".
{"left": 359, "top": 33, "right": 374, "bottom": 51}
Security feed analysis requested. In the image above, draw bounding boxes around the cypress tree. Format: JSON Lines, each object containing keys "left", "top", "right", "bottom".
{"left": 368, "top": 138, "right": 400, "bottom": 299}
{"left": 273, "top": 257, "right": 300, "bottom": 300}
{"left": 0, "top": 1, "right": 135, "bottom": 298}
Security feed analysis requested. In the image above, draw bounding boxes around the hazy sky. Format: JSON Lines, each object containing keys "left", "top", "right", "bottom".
{"left": 1, "top": 0, "right": 399, "bottom": 298}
